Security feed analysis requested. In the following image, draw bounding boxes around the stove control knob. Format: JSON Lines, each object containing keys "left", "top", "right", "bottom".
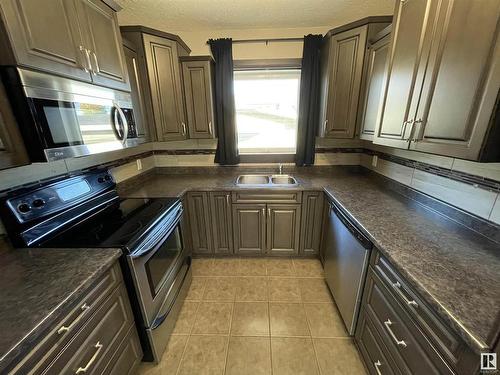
{"left": 104, "top": 175, "right": 112, "bottom": 181}
{"left": 98, "top": 177, "right": 105, "bottom": 183}
{"left": 18, "top": 203, "right": 31, "bottom": 213}
{"left": 32, "top": 198, "right": 46, "bottom": 208}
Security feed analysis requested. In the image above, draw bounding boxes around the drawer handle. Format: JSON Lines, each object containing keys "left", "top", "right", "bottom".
{"left": 374, "top": 360, "right": 383, "bottom": 375}
{"left": 57, "top": 303, "right": 90, "bottom": 335}
{"left": 392, "top": 281, "right": 419, "bottom": 308}
{"left": 384, "top": 319, "right": 407, "bottom": 348}
{"left": 75, "top": 341, "right": 103, "bottom": 374}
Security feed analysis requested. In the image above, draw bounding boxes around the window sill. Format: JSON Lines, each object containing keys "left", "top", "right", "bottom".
{"left": 238, "top": 153, "right": 295, "bottom": 163}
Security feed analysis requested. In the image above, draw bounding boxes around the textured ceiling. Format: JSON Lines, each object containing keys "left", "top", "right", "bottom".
{"left": 116, "top": 0, "right": 394, "bottom": 31}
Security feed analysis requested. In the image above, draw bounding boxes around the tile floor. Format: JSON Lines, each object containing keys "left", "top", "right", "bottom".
{"left": 137, "top": 258, "right": 367, "bottom": 375}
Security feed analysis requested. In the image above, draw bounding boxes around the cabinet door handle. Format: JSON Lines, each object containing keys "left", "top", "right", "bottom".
{"left": 91, "top": 51, "right": 100, "bottom": 74}
{"left": 208, "top": 121, "right": 212, "bottom": 135}
{"left": 384, "top": 319, "right": 407, "bottom": 347}
{"left": 57, "top": 303, "right": 90, "bottom": 335}
{"left": 75, "top": 341, "right": 103, "bottom": 374}
{"left": 402, "top": 119, "right": 414, "bottom": 141}
{"left": 226, "top": 194, "right": 230, "bottom": 206}
{"left": 79, "top": 46, "right": 91, "bottom": 73}
{"left": 392, "top": 281, "right": 419, "bottom": 308}
{"left": 267, "top": 208, "right": 271, "bottom": 217}
{"left": 374, "top": 360, "right": 383, "bottom": 375}
{"left": 181, "top": 122, "right": 187, "bottom": 136}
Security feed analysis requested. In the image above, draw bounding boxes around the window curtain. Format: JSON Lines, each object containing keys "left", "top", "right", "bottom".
{"left": 295, "top": 34, "right": 323, "bottom": 166}
{"left": 208, "top": 38, "right": 240, "bottom": 165}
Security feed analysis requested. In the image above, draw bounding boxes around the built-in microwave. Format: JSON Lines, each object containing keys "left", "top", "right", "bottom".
{"left": 0, "top": 67, "right": 146, "bottom": 162}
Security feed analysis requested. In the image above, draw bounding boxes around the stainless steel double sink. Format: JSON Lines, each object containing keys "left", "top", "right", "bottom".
{"left": 236, "top": 174, "right": 298, "bottom": 186}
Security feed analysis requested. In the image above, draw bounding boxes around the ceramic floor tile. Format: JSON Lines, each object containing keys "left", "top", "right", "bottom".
{"left": 269, "top": 303, "right": 310, "bottom": 337}
{"left": 172, "top": 301, "right": 199, "bottom": 334}
{"left": 192, "top": 258, "right": 214, "bottom": 276}
{"left": 271, "top": 337, "right": 320, "bottom": 375}
{"left": 177, "top": 335, "right": 228, "bottom": 375}
{"left": 136, "top": 362, "right": 159, "bottom": 375}
{"left": 304, "top": 303, "right": 348, "bottom": 337}
{"left": 266, "top": 258, "right": 295, "bottom": 276}
{"left": 212, "top": 258, "right": 240, "bottom": 276}
{"left": 157, "top": 335, "right": 189, "bottom": 374}
{"left": 239, "top": 258, "right": 267, "bottom": 276}
{"left": 299, "top": 278, "right": 333, "bottom": 302}
{"left": 192, "top": 302, "right": 233, "bottom": 334}
{"left": 225, "top": 336, "right": 272, "bottom": 375}
{"left": 235, "top": 277, "right": 268, "bottom": 301}
{"left": 292, "top": 259, "right": 324, "bottom": 277}
{"left": 269, "top": 277, "right": 301, "bottom": 302}
{"left": 313, "top": 338, "right": 366, "bottom": 375}
{"left": 231, "top": 302, "right": 269, "bottom": 336}
{"left": 203, "top": 277, "right": 237, "bottom": 301}
{"left": 186, "top": 277, "right": 207, "bottom": 301}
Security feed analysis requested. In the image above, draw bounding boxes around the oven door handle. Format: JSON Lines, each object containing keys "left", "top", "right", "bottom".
{"left": 112, "top": 102, "right": 129, "bottom": 144}
{"left": 130, "top": 205, "right": 183, "bottom": 259}
{"left": 151, "top": 257, "right": 191, "bottom": 330}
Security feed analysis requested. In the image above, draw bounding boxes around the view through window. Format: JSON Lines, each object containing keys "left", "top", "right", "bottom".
{"left": 234, "top": 69, "right": 300, "bottom": 154}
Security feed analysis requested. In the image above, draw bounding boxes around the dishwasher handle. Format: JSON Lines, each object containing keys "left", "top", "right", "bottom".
{"left": 329, "top": 201, "right": 372, "bottom": 249}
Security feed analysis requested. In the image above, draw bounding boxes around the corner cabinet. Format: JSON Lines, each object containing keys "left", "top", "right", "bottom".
{"left": 0, "top": 0, "right": 129, "bottom": 91}
{"left": 373, "top": 0, "right": 500, "bottom": 162}
{"left": 181, "top": 56, "right": 216, "bottom": 139}
{"left": 318, "top": 17, "right": 392, "bottom": 139}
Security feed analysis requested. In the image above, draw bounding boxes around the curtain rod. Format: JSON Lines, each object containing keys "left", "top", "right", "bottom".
{"left": 232, "top": 37, "right": 304, "bottom": 44}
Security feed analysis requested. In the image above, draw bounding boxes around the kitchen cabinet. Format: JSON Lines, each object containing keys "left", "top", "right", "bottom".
{"left": 266, "top": 204, "right": 301, "bottom": 256}
{"left": 358, "top": 26, "right": 391, "bottom": 141}
{"left": 319, "top": 17, "right": 391, "bottom": 139}
{"left": 186, "top": 192, "right": 213, "bottom": 254}
{"left": 120, "top": 26, "right": 191, "bottom": 142}
{"left": 10, "top": 263, "right": 142, "bottom": 375}
{"left": 0, "top": 0, "right": 129, "bottom": 91}
{"left": 299, "top": 191, "right": 324, "bottom": 255}
{"left": 209, "top": 192, "right": 233, "bottom": 254}
{"left": 232, "top": 203, "right": 267, "bottom": 255}
{"left": 374, "top": 0, "right": 500, "bottom": 161}
{"left": 181, "top": 56, "right": 215, "bottom": 139}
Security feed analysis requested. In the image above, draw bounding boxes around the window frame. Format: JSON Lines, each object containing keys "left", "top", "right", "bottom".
{"left": 233, "top": 59, "right": 302, "bottom": 163}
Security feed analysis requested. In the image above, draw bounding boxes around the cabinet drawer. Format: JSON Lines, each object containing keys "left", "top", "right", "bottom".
{"left": 364, "top": 269, "right": 454, "bottom": 375}
{"left": 232, "top": 191, "right": 302, "bottom": 203}
{"left": 102, "top": 325, "right": 142, "bottom": 375}
{"left": 11, "top": 263, "right": 122, "bottom": 374}
{"left": 42, "top": 284, "right": 134, "bottom": 375}
{"left": 372, "top": 253, "right": 476, "bottom": 373}
{"left": 356, "top": 309, "right": 398, "bottom": 375}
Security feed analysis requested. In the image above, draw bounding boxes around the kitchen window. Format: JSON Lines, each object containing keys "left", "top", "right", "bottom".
{"left": 234, "top": 67, "right": 301, "bottom": 155}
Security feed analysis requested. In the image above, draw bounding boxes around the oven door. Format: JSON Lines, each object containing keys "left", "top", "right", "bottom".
{"left": 127, "top": 203, "right": 188, "bottom": 326}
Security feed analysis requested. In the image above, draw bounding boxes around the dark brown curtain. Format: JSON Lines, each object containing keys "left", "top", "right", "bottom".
{"left": 208, "top": 38, "right": 239, "bottom": 165}
{"left": 295, "top": 34, "right": 323, "bottom": 166}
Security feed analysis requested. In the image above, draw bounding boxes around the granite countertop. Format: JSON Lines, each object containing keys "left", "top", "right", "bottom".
{"left": 120, "top": 168, "right": 500, "bottom": 352}
{"left": 0, "top": 237, "right": 121, "bottom": 372}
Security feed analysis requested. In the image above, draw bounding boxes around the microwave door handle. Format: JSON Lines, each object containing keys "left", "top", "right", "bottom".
{"left": 112, "top": 102, "right": 129, "bottom": 144}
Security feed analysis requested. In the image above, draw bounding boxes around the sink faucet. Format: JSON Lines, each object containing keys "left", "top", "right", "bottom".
{"left": 278, "top": 163, "right": 283, "bottom": 175}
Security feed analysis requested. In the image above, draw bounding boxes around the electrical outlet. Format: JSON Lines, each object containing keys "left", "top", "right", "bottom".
{"left": 372, "top": 155, "right": 378, "bottom": 167}
{"left": 136, "top": 159, "right": 142, "bottom": 171}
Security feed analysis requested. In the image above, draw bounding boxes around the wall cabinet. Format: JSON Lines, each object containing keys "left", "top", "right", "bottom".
{"left": 0, "top": 0, "right": 129, "bottom": 91}
{"left": 181, "top": 56, "right": 215, "bottom": 139}
{"left": 358, "top": 27, "right": 391, "bottom": 141}
{"left": 209, "top": 192, "right": 233, "bottom": 254}
{"left": 299, "top": 191, "right": 324, "bottom": 255}
{"left": 373, "top": 0, "right": 500, "bottom": 161}
{"left": 319, "top": 17, "right": 391, "bottom": 139}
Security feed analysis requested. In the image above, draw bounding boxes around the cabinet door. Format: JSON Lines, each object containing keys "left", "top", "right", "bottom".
{"left": 0, "top": 0, "right": 90, "bottom": 81}
{"left": 187, "top": 192, "right": 213, "bottom": 254}
{"left": 182, "top": 60, "right": 215, "bottom": 139}
{"left": 373, "top": 0, "right": 435, "bottom": 148}
{"left": 266, "top": 204, "right": 301, "bottom": 256}
{"left": 76, "top": 0, "right": 129, "bottom": 91}
{"left": 209, "top": 192, "right": 233, "bottom": 254}
{"left": 410, "top": 0, "right": 500, "bottom": 160}
{"left": 359, "top": 34, "right": 390, "bottom": 141}
{"left": 143, "top": 34, "right": 187, "bottom": 141}
{"left": 232, "top": 203, "right": 266, "bottom": 255}
{"left": 123, "top": 44, "right": 147, "bottom": 137}
{"left": 323, "top": 25, "right": 368, "bottom": 138}
{"left": 299, "top": 192, "right": 324, "bottom": 255}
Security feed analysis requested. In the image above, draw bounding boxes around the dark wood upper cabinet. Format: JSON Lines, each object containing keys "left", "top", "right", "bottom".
{"left": 373, "top": 0, "right": 500, "bottom": 161}
{"left": 319, "top": 17, "right": 392, "bottom": 139}
{"left": 181, "top": 56, "right": 215, "bottom": 139}
{"left": 0, "top": 0, "right": 129, "bottom": 90}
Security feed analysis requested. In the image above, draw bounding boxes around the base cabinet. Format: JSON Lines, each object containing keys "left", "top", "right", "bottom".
{"left": 232, "top": 203, "right": 267, "bottom": 255}
{"left": 299, "top": 191, "right": 324, "bottom": 255}
{"left": 209, "top": 192, "right": 233, "bottom": 254}
{"left": 266, "top": 204, "right": 301, "bottom": 256}
{"left": 186, "top": 192, "right": 213, "bottom": 254}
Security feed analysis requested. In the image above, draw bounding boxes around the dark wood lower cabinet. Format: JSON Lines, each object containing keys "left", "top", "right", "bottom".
{"left": 232, "top": 203, "right": 267, "bottom": 255}
{"left": 209, "top": 192, "right": 233, "bottom": 254}
{"left": 186, "top": 192, "right": 213, "bottom": 254}
{"left": 266, "top": 204, "right": 301, "bottom": 256}
{"left": 299, "top": 191, "right": 324, "bottom": 255}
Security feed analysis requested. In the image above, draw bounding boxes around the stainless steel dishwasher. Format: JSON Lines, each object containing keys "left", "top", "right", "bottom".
{"left": 323, "top": 199, "right": 372, "bottom": 335}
